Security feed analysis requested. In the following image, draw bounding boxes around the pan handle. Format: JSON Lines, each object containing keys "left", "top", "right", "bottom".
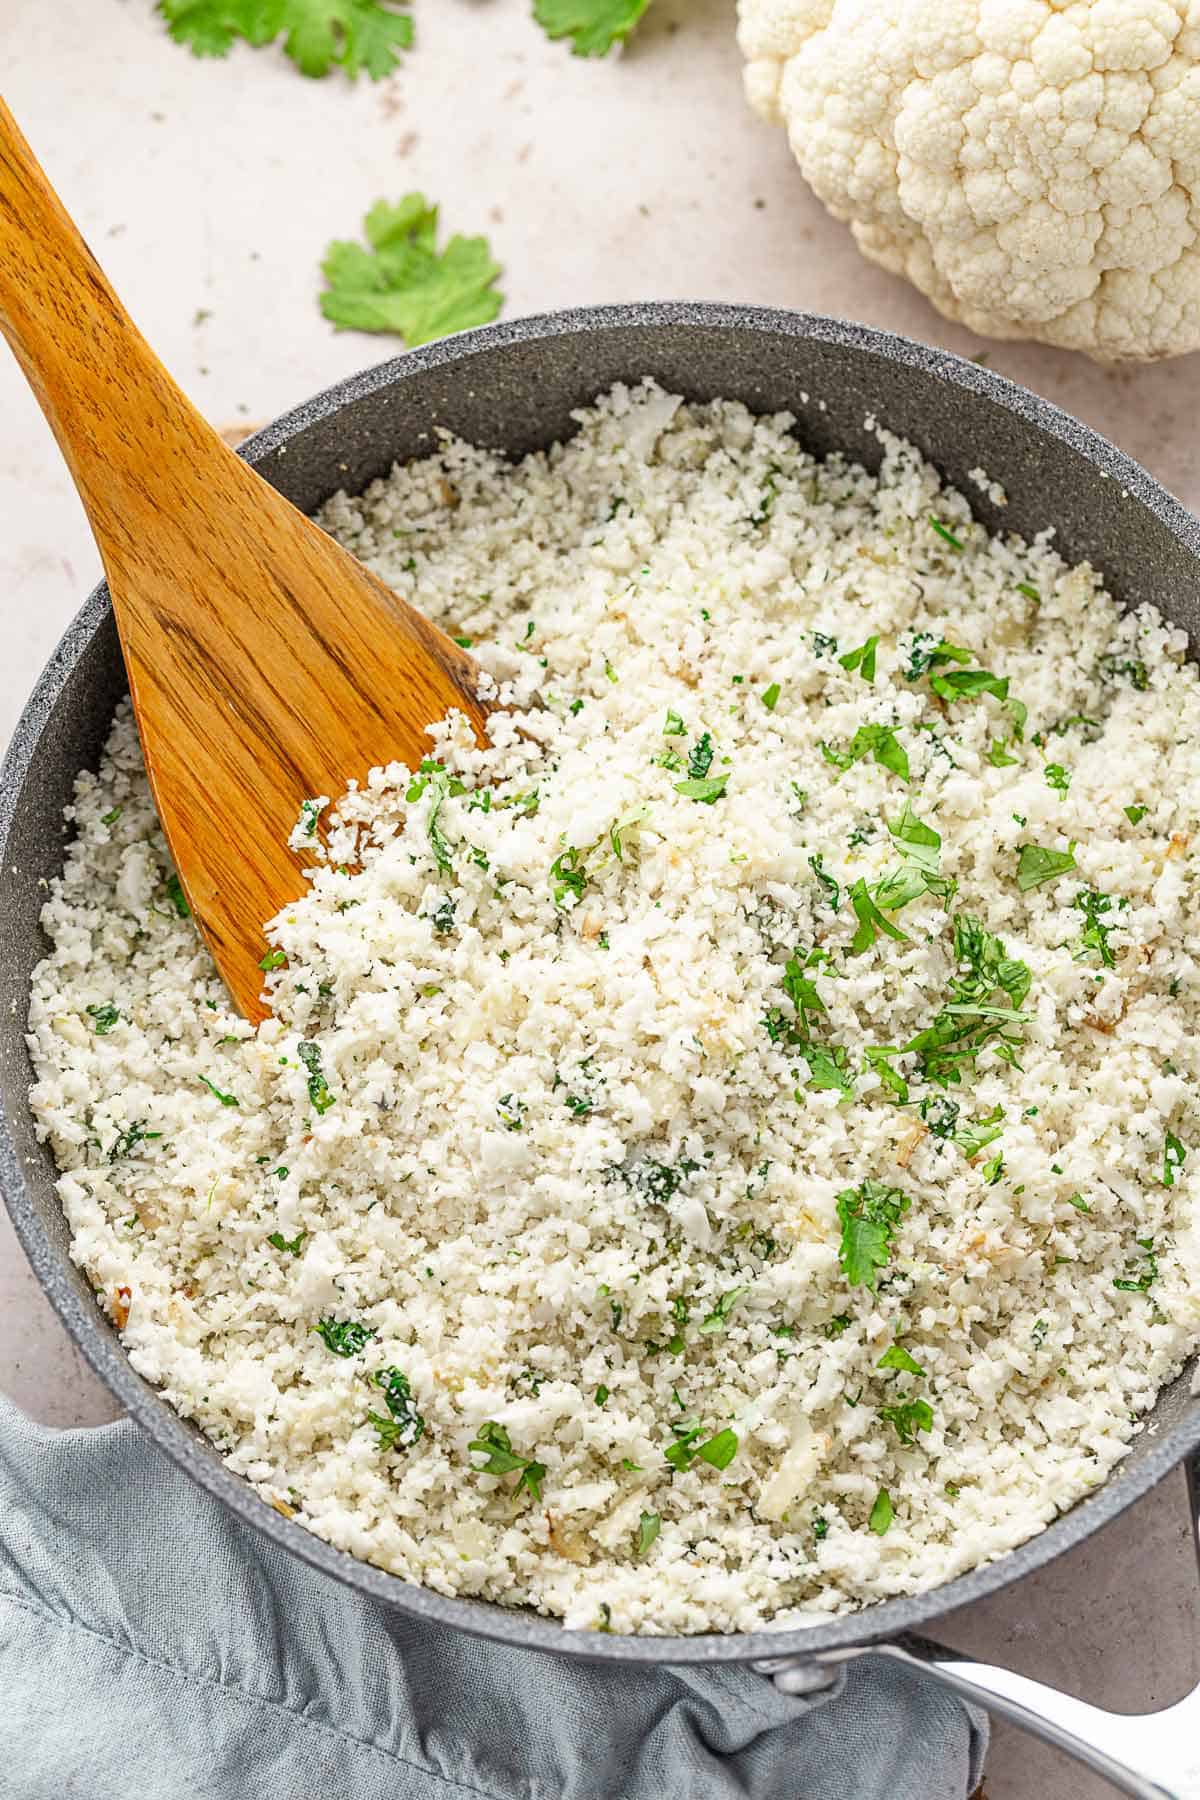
{"left": 757, "top": 1450, "right": 1200, "bottom": 1799}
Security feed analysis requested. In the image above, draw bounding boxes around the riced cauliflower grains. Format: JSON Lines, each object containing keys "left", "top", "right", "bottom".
{"left": 26, "top": 384, "right": 1200, "bottom": 1636}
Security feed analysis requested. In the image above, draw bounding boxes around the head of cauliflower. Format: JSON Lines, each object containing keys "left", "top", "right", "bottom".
{"left": 738, "top": 0, "right": 1200, "bottom": 361}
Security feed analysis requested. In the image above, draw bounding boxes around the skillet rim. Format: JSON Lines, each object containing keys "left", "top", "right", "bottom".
{"left": 3, "top": 299, "right": 1199, "bottom": 1665}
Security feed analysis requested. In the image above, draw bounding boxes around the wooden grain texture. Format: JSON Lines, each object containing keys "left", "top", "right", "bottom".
{"left": 0, "top": 100, "right": 490, "bottom": 1021}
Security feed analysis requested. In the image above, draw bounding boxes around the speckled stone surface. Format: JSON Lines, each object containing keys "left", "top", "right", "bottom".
{"left": 2, "top": 3, "right": 1200, "bottom": 1793}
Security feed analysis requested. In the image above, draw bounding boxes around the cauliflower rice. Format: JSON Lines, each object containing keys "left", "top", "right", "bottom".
{"left": 26, "top": 382, "right": 1200, "bottom": 1636}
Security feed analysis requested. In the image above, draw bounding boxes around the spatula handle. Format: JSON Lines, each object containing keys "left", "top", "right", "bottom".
{"left": 0, "top": 97, "right": 206, "bottom": 540}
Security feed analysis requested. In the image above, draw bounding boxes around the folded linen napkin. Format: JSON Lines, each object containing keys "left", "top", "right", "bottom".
{"left": 0, "top": 1396, "right": 986, "bottom": 1799}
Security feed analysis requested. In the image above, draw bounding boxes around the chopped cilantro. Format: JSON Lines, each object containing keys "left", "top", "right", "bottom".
{"left": 1073, "top": 889, "right": 1118, "bottom": 967}
{"left": 1017, "top": 843, "right": 1077, "bottom": 890}
{"left": 868, "top": 1488, "right": 894, "bottom": 1535}
{"left": 295, "top": 797, "right": 323, "bottom": 838}
{"left": 594, "top": 1385, "right": 609, "bottom": 1406}
{"left": 313, "top": 1317, "right": 375, "bottom": 1357}
{"left": 635, "top": 1510, "right": 661, "bottom": 1557}
{"left": 1016, "top": 582, "right": 1040, "bottom": 602}
{"left": 929, "top": 517, "right": 964, "bottom": 550}
{"left": 165, "top": 873, "right": 191, "bottom": 918}
{"left": 86, "top": 1003, "right": 121, "bottom": 1034}
{"left": 1164, "top": 1133, "right": 1187, "bottom": 1188}
{"left": 879, "top": 1399, "right": 933, "bottom": 1443}
{"left": 987, "top": 740, "right": 1020, "bottom": 767}
{"left": 1124, "top": 803, "right": 1148, "bottom": 825}
{"left": 761, "top": 682, "right": 781, "bottom": 712}
{"left": 906, "top": 914, "right": 1031, "bottom": 1086}
{"left": 836, "top": 1180, "right": 910, "bottom": 1289}
{"left": 820, "top": 723, "right": 909, "bottom": 783}
{"left": 295, "top": 1040, "right": 335, "bottom": 1114}
{"left": 371, "top": 1366, "right": 425, "bottom": 1447}
{"left": 863, "top": 1046, "right": 908, "bottom": 1102}
{"left": 259, "top": 949, "right": 287, "bottom": 972}
{"left": 550, "top": 846, "right": 589, "bottom": 906}
{"left": 267, "top": 1229, "right": 305, "bottom": 1255}
{"left": 496, "top": 1094, "right": 526, "bottom": 1132}
{"left": 198, "top": 1075, "right": 239, "bottom": 1107}
{"left": 663, "top": 709, "right": 687, "bottom": 736}
{"left": 797, "top": 1043, "right": 855, "bottom": 1100}
{"left": 808, "top": 852, "right": 841, "bottom": 913}
{"left": 665, "top": 1423, "right": 738, "bottom": 1473}
{"left": 1113, "top": 1238, "right": 1158, "bottom": 1293}
{"left": 1044, "top": 763, "right": 1071, "bottom": 792}
{"left": 838, "top": 635, "right": 878, "bottom": 682}
{"left": 1099, "top": 653, "right": 1149, "bottom": 691}
{"left": 877, "top": 1343, "right": 925, "bottom": 1376}
{"left": 468, "top": 1421, "right": 545, "bottom": 1499}
{"left": 1067, "top": 1193, "right": 1091, "bottom": 1213}
{"left": 107, "top": 1120, "right": 162, "bottom": 1161}
{"left": 699, "top": 1288, "right": 749, "bottom": 1334}
{"left": 686, "top": 733, "right": 715, "bottom": 779}
{"left": 675, "top": 774, "right": 729, "bottom": 804}
{"left": 848, "top": 879, "right": 908, "bottom": 955}
{"left": 100, "top": 806, "right": 122, "bottom": 827}
{"left": 953, "top": 1107, "right": 1005, "bottom": 1159}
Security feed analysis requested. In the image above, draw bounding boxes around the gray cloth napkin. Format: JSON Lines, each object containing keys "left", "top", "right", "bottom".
{"left": 0, "top": 1396, "right": 987, "bottom": 1799}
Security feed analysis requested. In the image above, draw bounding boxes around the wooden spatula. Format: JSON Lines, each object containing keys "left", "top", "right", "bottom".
{"left": 0, "top": 100, "right": 490, "bottom": 1023}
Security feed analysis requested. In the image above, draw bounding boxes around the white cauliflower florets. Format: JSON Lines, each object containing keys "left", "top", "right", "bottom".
{"left": 738, "top": 0, "right": 1200, "bottom": 361}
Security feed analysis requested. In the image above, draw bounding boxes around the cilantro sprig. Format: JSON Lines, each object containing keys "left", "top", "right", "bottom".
{"left": 159, "top": 0, "right": 414, "bottom": 79}
{"left": 321, "top": 196, "right": 503, "bottom": 347}
{"left": 835, "top": 1181, "right": 911, "bottom": 1289}
{"left": 534, "top": 0, "right": 653, "bottom": 56}
{"left": 468, "top": 1421, "right": 546, "bottom": 1500}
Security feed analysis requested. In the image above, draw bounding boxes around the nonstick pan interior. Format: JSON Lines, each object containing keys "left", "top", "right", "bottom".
{"left": 3, "top": 303, "right": 1199, "bottom": 1665}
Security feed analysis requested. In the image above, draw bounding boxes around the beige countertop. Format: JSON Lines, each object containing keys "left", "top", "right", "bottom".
{"left": 2, "top": 3, "right": 1199, "bottom": 1794}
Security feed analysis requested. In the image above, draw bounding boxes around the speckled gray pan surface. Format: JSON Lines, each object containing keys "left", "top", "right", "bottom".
{"left": 3, "top": 303, "right": 1199, "bottom": 1666}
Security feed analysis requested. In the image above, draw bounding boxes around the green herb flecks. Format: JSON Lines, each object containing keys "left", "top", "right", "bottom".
{"left": 313, "top": 1317, "right": 375, "bottom": 1357}
{"left": 878, "top": 1399, "right": 933, "bottom": 1443}
{"left": 1164, "top": 1133, "right": 1187, "bottom": 1188}
{"left": 551, "top": 845, "right": 590, "bottom": 907}
{"left": 107, "top": 1120, "right": 162, "bottom": 1162}
{"left": 635, "top": 1510, "right": 661, "bottom": 1557}
{"left": 406, "top": 759, "right": 465, "bottom": 873}
{"left": 468, "top": 1421, "right": 546, "bottom": 1499}
{"left": 1073, "top": 890, "right": 1120, "bottom": 968}
{"left": 665, "top": 1424, "right": 738, "bottom": 1474}
{"left": 267, "top": 1228, "right": 305, "bottom": 1255}
{"left": 836, "top": 1181, "right": 911, "bottom": 1289}
{"left": 877, "top": 1343, "right": 925, "bottom": 1376}
{"left": 906, "top": 914, "right": 1031, "bottom": 1087}
{"left": 165, "top": 873, "right": 191, "bottom": 918}
{"left": 259, "top": 949, "right": 287, "bottom": 972}
{"left": 809, "top": 852, "right": 841, "bottom": 913}
{"left": 699, "top": 1288, "right": 748, "bottom": 1334}
{"left": 761, "top": 682, "right": 781, "bottom": 712}
{"left": 1017, "top": 842, "right": 1077, "bottom": 891}
{"left": 297, "top": 1040, "right": 335, "bottom": 1114}
{"left": 1113, "top": 1239, "right": 1158, "bottom": 1293}
{"left": 838, "top": 635, "right": 878, "bottom": 683}
{"left": 848, "top": 879, "right": 909, "bottom": 956}
{"left": 869, "top": 1489, "right": 894, "bottom": 1535}
{"left": 86, "top": 1003, "right": 121, "bottom": 1035}
{"left": 199, "top": 1075, "right": 239, "bottom": 1107}
{"left": 369, "top": 1366, "right": 425, "bottom": 1449}
{"left": 820, "top": 723, "right": 909, "bottom": 784}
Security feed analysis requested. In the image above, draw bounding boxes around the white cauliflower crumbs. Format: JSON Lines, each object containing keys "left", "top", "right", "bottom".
{"left": 27, "top": 382, "right": 1200, "bottom": 1637}
{"left": 738, "top": 0, "right": 1200, "bottom": 363}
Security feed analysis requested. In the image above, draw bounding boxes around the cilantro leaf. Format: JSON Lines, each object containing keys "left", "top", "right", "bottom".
{"left": 313, "top": 1317, "right": 375, "bottom": 1357}
{"left": 372, "top": 1366, "right": 425, "bottom": 1447}
{"left": 468, "top": 1421, "right": 546, "bottom": 1499}
{"left": 929, "top": 517, "right": 964, "bottom": 550}
{"left": 1113, "top": 1238, "right": 1158, "bottom": 1292}
{"left": 879, "top": 1398, "right": 933, "bottom": 1443}
{"left": 635, "top": 1510, "right": 661, "bottom": 1557}
{"left": 848, "top": 879, "right": 908, "bottom": 955}
{"left": 836, "top": 1180, "right": 911, "bottom": 1288}
{"left": 1164, "top": 1133, "right": 1187, "bottom": 1188}
{"left": 877, "top": 1343, "right": 925, "bottom": 1376}
{"left": 1073, "top": 889, "right": 1118, "bottom": 967}
{"left": 699, "top": 1288, "right": 748, "bottom": 1334}
{"left": 797, "top": 1043, "right": 855, "bottom": 1099}
{"left": 808, "top": 852, "right": 841, "bottom": 914}
{"left": 86, "top": 1003, "right": 121, "bottom": 1035}
{"left": 820, "top": 723, "right": 909, "bottom": 783}
{"left": 664, "top": 1423, "right": 738, "bottom": 1473}
{"left": 533, "top": 0, "right": 653, "bottom": 56}
{"left": 761, "top": 682, "right": 781, "bottom": 712}
{"left": 1017, "top": 842, "right": 1077, "bottom": 891}
{"left": 868, "top": 1488, "right": 894, "bottom": 1534}
{"left": 686, "top": 733, "right": 714, "bottom": 779}
{"left": 838, "top": 635, "right": 878, "bottom": 682}
{"left": 268, "top": 1229, "right": 305, "bottom": 1255}
{"left": 953, "top": 1106, "right": 1005, "bottom": 1159}
{"left": 987, "top": 739, "right": 1020, "bottom": 767}
{"left": 297, "top": 1040, "right": 335, "bottom": 1114}
{"left": 674, "top": 774, "right": 728, "bottom": 804}
{"left": 321, "top": 195, "right": 503, "bottom": 346}
{"left": 1044, "top": 763, "right": 1071, "bottom": 792}
{"left": 159, "top": 0, "right": 413, "bottom": 79}
{"left": 863, "top": 1046, "right": 908, "bottom": 1102}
